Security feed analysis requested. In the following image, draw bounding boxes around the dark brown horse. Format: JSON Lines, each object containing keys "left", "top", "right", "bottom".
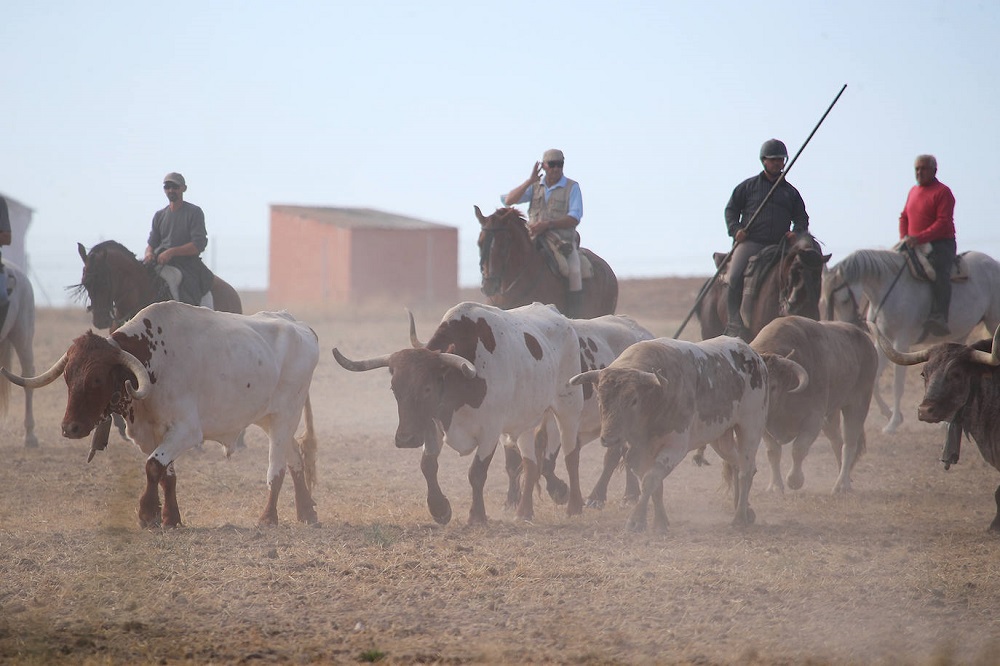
{"left": 475, "top": 206, "right": 618, "bottom": 318}
{"left": 697, "top": 233, "right": 830, "bottom": 341}
{"left": 73, "top": 240, "right": 243, "bottom": 331}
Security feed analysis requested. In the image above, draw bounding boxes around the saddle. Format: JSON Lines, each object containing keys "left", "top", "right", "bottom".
{"left": 892, "top": 240, "right": 969, "bottom": 283}
{"left": 713, "top": 245, "right": 783, "bottom": 324}
{"left": 537, "top": 232, "right": 594, "bottom": 280}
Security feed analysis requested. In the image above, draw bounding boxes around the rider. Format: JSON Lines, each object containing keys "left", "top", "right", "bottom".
{"left": 722, "top": 138, "right": 810, "bottom": 340}
{"left": 501, "top": 148, "right": 584, "bottom": 318}
{"left": 143, "top": 172, "right": 214, "bottom": 308}
{"left": 899, "top": 154, "right": 956, "bottom": 342}
{"left": 0, "top": 195, "right": 11, "bottom": 330}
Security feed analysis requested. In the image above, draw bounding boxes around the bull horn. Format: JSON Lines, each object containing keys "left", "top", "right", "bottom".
{"left": 569, "top": 369, "right": 602, "bottom": 386}
{"left": 116, "top": 347, "right": 152, "bottom": 399}
{"left": 784, "top": 357, "right": 810, "bottom": 394}
{"left": 1, "top": 352, "right": 69, "bottom": 388}
{"left": 867, "top": 321, "right": 929, "bottom": 366}
{"left": 332, "top": 348, "right": 391, "bottom": 372}
{"left": 440, "top": 352, "right": 476, "bottom": 379}
{"left": 970, "top": 323, "right": 1000, "bottom": 367}
{"left": 406, "top": 309, "right": 424, "bottom": 348}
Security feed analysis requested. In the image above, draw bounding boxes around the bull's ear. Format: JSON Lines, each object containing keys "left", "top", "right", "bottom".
{"left": 653, "top": 369, "right": 669, "bottom": 389}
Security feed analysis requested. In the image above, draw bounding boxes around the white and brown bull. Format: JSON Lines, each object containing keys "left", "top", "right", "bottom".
{"left": 1, "top": 302, "right": 320, "bottom": 528}
{"left": 873, "top": 322, "right": 1000, "bottom": 532}
{"left": 752, "top": 316, "right": 877, "bottom": 494}
{"left": 332, "top": 301, "right": 584, "bottom": 525}
{"left": 570, "top": 336, "right": 768, "bottom": 532}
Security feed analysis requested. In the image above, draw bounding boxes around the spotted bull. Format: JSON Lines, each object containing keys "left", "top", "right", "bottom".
{"left": 1, "top": 302, "right": 320, "bottom": 528}
{"left": 752, "top": 316, "right": 877, "bottom": 494}
{"left": 332, "top": 301, "right": 583, "bottom": 525}
{"left": 571, "top": 336, "right": 768, "bottom": 532}
{"left": 873, "top": 322, "right": 1000, "bottom": 532}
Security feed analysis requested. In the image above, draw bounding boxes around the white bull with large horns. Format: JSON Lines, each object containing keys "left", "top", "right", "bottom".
{"left": 1, "top": 301, "right": 320, "bottom": 528}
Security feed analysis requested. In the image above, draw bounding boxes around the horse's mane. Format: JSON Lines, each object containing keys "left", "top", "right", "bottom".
{"left": 835, "top": 249, "right": 903, "bottom": 283}
{"left": 495, "top": 207, "right": 530, "bottom": 230}
{"left": 67, "top": 240, "right": 147, "bottom": 302}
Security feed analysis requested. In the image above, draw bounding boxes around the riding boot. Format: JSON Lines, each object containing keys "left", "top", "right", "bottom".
{"left": 0, "top": 302, "right": 9, "bottom": 332}
{"left": 565, "top": 290, "right": 583, "bottom": 319}
{"left": 723, "top": 285, "right": 749, "bottom": 340}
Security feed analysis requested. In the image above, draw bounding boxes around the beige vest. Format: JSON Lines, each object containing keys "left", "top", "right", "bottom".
{"left": 530, "top": 178, "right": 578, "bottom": 243}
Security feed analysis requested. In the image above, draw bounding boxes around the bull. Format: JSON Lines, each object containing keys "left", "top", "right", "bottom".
{"left": 570, "top": 336, "right": 768, "bottom": 532}
{"left": 1, "top": 302, "right": 320, "bottom": 528}
{"left": 752, "top": 316, "right": 877, "bottom": 494}
{"left": 873, "top": 322, "right": 1000, "bottom": 532}
{"left": 332, "top": 301, "right": 583, "bottom": 525}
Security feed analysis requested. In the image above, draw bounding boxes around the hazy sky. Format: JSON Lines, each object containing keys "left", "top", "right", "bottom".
{"left": 3, "top": 1, "right": 997, "bottom": 307}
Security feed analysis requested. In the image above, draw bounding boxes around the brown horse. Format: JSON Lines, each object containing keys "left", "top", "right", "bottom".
{"left": 475, "top": 206, "right": 618, "bottom": 318}
{"left": 696, "top": 233, "right": 830, "bottom": 341}
{"left": 73, "top": 240, "right": 243, "bottom": 331}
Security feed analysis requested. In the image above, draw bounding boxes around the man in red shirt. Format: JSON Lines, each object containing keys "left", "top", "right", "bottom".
{"left": 899, "top": 154, "right": 956, "bottom": 341}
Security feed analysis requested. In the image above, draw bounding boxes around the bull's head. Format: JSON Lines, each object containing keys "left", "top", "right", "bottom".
{"left": 1, "top": 332, "right": 151, "bottom": 439}
{"left": 571, "top": 367, "right": 666, "bottom": 452}
{"left": 332, "top": 346, "right": 476, "bottom": 448}
{"left": 871, "top": 322, "right": 1000, "bottom": 423}
{"left": 760, "top": 352, "right": 809, "bottom": 396}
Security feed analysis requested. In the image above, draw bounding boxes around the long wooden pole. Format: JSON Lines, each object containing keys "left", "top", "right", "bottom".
{"left": 673, "top": 83, "right": 848, "bottom": 339}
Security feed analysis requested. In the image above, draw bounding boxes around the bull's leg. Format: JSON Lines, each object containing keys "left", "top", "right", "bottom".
{"left": 160, "top": 462, "right": 182, "bottom": 528}
{"left": 259, "top": 468, "right": 284, "bottom": 526}
{"left": 763, "top": 433, "right": 785, "bottom": 494}
{"left": 586, "top": 444, "right": 622, "bottom": 509}
{"left": 990, "top": 485, "right": 1000, "bottom": 534}
{"left": 832, "top": 407, "right": 867, "bottom": 494}
{"left": 871, "top": 351, "right": 893, "bottom": 420}
{"left": 731, "top": 427, "right": 760, "bottom": 527}
{"left": 563, "top": 444, "right": 583, "bottom": 517}
{"left": 516, "top": 455, "right": 538, "bottom": 521}
{"left": 823, "top": 413, "right": 845, "bottom": 467}
{"left": 787, "top": 419, "right": 823, "bottom": 491}
{"left": 289, "top": 465, "right": 318, "bottom": 524}
{"left": 468, "top": 448, "right": 497, "bottom": 525}
{"left": 503, "top": 439, "right": 522, "bottom": 510}
{"left": 421, "top": 426, "right": 451, "bottom": 525}
{"left": 535, "top": 418, "right": 568, "bottom": 505}
{"left": 627, "top": 462, "right": 669, "bottom": 533}
{"left": 650, "top": 476, "right": 668, "bottom": 533}
{"left": 623, "top": 467, "right": 640, "bottom": 505}
{"left": 139, "top": 458, "right": 166, "bottom": 528}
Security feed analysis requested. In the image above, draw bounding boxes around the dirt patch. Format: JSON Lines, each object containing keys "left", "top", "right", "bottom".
{"left": 1, "top": 280, "right": 998, "bottom": 664}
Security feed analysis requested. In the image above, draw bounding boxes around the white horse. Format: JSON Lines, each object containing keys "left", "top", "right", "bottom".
{"left": 822, "top": 248, "right": 1000, "bottom": 433}
{"left": 0, "top": 261, "right": 36, "bottom": 446}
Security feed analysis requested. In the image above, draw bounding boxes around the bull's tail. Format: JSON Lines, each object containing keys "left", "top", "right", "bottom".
{"left": 296, "top": 394, "right": 318, "bottom": 492}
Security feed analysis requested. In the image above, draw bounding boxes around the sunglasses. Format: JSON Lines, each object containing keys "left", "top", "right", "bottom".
{"left": 163, "top": 183, "right": 181, "bottom": 190}
{"left": 545, "top": 161, "right": 564, "bottom": 168}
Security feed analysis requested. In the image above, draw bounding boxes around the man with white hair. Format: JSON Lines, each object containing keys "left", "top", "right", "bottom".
{"left": 501, "top": 148, "right": 584, "bottom": 317}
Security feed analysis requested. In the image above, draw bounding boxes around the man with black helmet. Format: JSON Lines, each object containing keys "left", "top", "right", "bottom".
{"left": 722, "top": 139, "right": 810, "bottom": 339}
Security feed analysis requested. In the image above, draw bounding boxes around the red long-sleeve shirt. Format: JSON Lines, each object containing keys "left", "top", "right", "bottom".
{"left": 899, "top": 179, "right": 956, "bottom": 244}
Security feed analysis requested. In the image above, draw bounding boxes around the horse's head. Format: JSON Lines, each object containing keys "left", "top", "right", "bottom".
{"left": 475, "top": 205, "right": 531, "bottom": 297}
{"left": 71, "top": 240, "right": 152, "bottom": 331}
{"left": 779, "top": 234, "right": 831, "bottom": 320}
{"left": 73, "top": 242, "right": 116, "bottom": 329}
{"left": 821, "top": 263, "right": 867, "bottom": 327}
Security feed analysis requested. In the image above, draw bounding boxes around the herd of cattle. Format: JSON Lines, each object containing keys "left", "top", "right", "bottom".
{"left": 4, "top": 297, "right": 1000, "bottom": 534}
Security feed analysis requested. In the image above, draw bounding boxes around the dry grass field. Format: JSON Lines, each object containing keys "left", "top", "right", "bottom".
{"left": 2, "top": 277, "right": 999, "bottom": 665}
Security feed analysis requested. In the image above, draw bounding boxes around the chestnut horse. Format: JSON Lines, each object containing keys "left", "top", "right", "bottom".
{"left": 696, "top": 232, "right": 830, "bottom": 342}
{"left": 73, "top": 240, "right": 242, "bottom": 331}
{"left": 475, "top": 206, "right": 618, "bottom": 318}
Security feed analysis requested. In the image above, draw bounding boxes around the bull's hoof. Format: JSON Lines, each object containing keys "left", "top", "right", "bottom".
{"left": 467, "top": 512, "right": 488, "bottom": 526}
{"left": 566, "top": 498, "right": 583, "bottom": 517}
{"left": 787, "top": 470, "right": 805, "bottom": 491}
{"left": 297, "top": 507, "right": 319, "bottom": 524}
{"left": 732, "top": 507, "right": 756, "bottom": 527}
{"left": 546, "top": 479, "right": 569, "bottom": 505}
{"left": 988, "top": 517, "right": 1000, "bottom": 534}
{"left": 585, "top": 497, "right": 606, "bottom": 510}
{"left": 692, "top": 452, "right": 711, "bottom": 467}
{"left": 625, "top": 518, "right": 646, "bottom": 533}
{"left": 621, "top": 493, "right": 640, "bottom": 507}
{"left": 24, "top": 435, "right": 38, "bottom": 449}
{"left": 258, "top": 512, "right": 279, "bottom": 527}
{"left": 428, "top": 496, "right": 452, "bottom": 525}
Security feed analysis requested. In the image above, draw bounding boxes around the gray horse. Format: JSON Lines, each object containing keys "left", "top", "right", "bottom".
{"left": 822, "top": 248, "right": 1000, "bottom": 433}
{"left": 0, "top": 261, "right": 36, "bottom": 446}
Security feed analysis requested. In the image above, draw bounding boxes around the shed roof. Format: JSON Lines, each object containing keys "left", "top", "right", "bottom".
{"left": 0, "top": 192, "right": 33, "bottom": 213}
{"left": 271, "top": 205, "right": 454, "bottom": 231}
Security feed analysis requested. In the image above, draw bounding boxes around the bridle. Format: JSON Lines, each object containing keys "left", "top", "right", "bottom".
{"left": 825, "top": 277, "right": 865, "bottom": 326}
{"left": 776, "top": 239, "right": 824, "bottom": 318}
{"left": 478, "top": 218, "right": 544, "bottom": 302}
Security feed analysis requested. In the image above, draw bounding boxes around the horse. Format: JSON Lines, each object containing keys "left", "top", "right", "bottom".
{"left": 475, "top": 206, "right": 618, "bottom": 318}
{"left": 0, "top": 261, "right": 37, "bottom": 447}
{"left": 696, "top": 232, "right": 830, "bottom": 341}
{"left": 73, "top": 240, "right": 242, "bottom": 331}
{"left": 821, "top": 248, "right": 1000, "bottom": 433}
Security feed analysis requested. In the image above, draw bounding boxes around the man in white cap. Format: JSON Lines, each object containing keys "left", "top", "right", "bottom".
{"left": 143, "top": 172, "right": 214, "bottom": 308}
{"left": 501, "top": 148, "right": 584, "bottom": 317}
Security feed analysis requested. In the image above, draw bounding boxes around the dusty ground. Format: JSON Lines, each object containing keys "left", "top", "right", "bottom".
{"left": 1, "top": 278, "right": 999, "bottom": 665}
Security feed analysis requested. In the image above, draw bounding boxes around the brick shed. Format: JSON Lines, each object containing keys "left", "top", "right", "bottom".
{"left": 268, "top": 205, "right": 458, "bottom": 308}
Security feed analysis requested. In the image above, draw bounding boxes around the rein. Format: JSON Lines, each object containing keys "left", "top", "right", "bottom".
{"left": 867, "top": 259, "right": 908, "bottom": 326}
{"left": 480, "top": 223, "right": 546, "bottom": 303}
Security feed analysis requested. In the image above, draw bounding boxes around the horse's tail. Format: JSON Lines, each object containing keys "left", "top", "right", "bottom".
{"left": 0, "top": 338, "right": 11, "bottom": 416}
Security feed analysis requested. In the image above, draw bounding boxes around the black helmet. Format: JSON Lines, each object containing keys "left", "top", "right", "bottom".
{"left": 759, "top": 139, "right": 788, "bottom": 160}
